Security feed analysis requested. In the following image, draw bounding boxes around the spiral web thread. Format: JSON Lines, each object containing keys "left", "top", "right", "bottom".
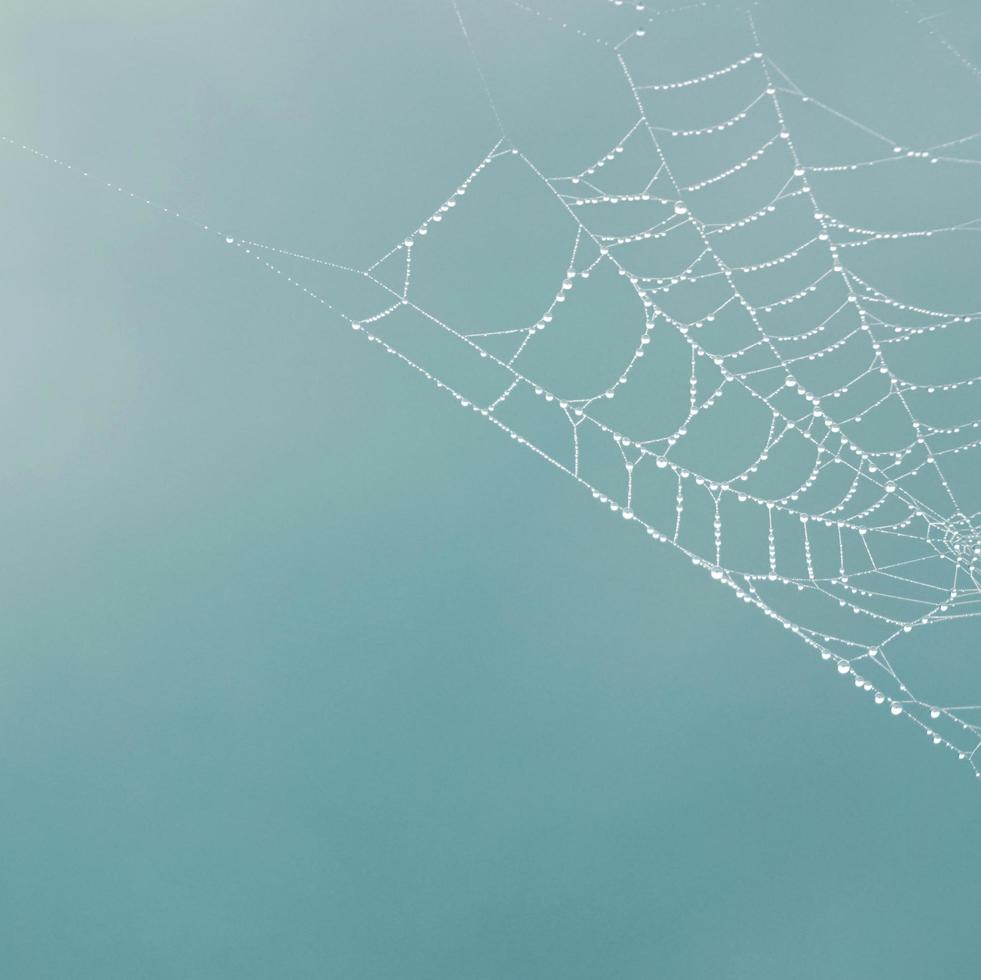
{"left": 6, "top": 0, "right": 981, "bottom": 777}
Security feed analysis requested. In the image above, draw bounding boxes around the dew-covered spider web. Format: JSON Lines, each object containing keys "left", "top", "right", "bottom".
{"left": 6, "top": 0, "right": 981, "bottom": 778}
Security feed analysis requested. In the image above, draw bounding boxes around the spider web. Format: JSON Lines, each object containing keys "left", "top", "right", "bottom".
{"left": 6, "top": 0, "right": 981, "bottom": 778}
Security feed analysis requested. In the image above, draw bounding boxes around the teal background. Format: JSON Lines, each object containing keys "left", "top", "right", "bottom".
{"left": 2, "top": 1, "right": 981, "bottom": 977}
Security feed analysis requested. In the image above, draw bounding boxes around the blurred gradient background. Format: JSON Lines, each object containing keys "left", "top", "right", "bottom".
{"left": 2, "top": 1, "right": 981, "bottom": 977}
